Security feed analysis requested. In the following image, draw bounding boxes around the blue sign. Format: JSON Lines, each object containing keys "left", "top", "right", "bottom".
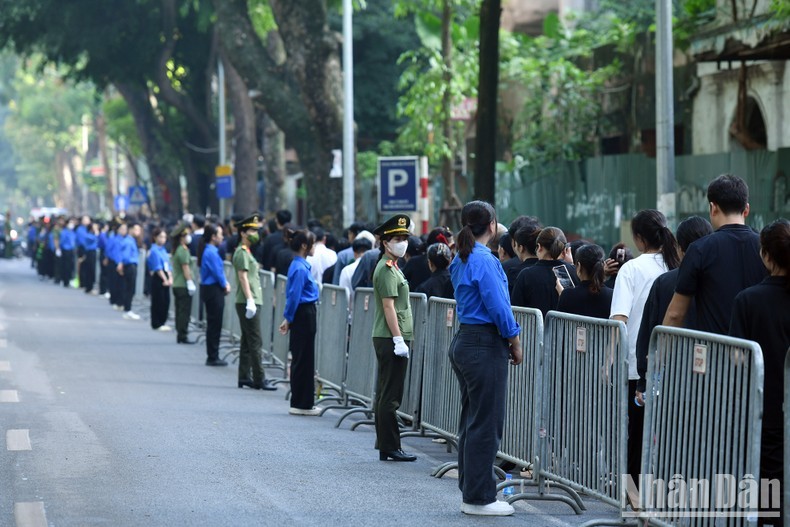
{"left": 128, "top": 186, "right": 148, "bottom": 205}
{"left": 114, "top": 195, "right": 128, "bottom": 212}
{"left": 378, "top": 156, "right": 418, "bottom": 212}
{"left": 216, "top": 176, "right": 234, "bottom": 199}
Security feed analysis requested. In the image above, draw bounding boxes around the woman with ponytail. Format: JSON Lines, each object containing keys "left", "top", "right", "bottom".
{"left": 609, "top": 209, "right": 679, "bottom": 501}
{"left": 448, "top": 201, "right": 522, "bottom": 517}
{"left": 556, "top": 244, "right": 612, "bottom": 319}
{"left": 730, "top": 219, "right": 790, "bottom": 524}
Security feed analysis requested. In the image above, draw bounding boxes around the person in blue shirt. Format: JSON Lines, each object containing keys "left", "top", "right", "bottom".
{"left": 57, "top": 218, "right": 77, "bottom": 288}
{"left": 27, "top": 221, "right": 37, "bottom": 264}
{"left": 278, "top": 227, "right": 320, "bottom": 415}
{"left": 448, "top": 201, "right": 522, "bottom": 517}
{"left": 117, "top": 222, "right": 142, "bottom": 320}
{"left": 98, "top": 223, "right": 110, "bottom": 296}
{"left": 80, "top": 220, "right": 99, "bottom": 295}
{"left": 147, "top": 227, "right": 172, "bottom": 331}
{"left": 104, "top": 223, "right": 124, "bottom": 310}
{"left": 75, "top": 216, "right": 91, "bottom": 291}
{"left": 199, "top": 223, "right": 230, "bottom": 366}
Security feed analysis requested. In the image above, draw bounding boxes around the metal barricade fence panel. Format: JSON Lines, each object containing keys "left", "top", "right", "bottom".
{"left": 189, "top": 257, "right": 200, "bottom": 324}
{"left": 134, "top": 249, "right": 147, "bottom": 301}
{"left": 269, "top": 275, "right": 290, "bottom": 372}
{"left": 539, "top": 311, "right": 629, "bottom": 507}
{"left": 222, "top": 262, "right": 234, "bottom": 335}
{"left": 499, "top": 307, "right": 544, "bottom": 467}
{"left": 399, "top": 293, "right": 428, "bottom": 425}
{"left": 344, "top": 288, "right": 377, "bottom": 403}
{"left": 419, "top": 298, "right": 461, "bottom": 441}
{"left": 259, "top": 270, "right": 275, "bottom": 357}
{"left": 637, "top": 326, "right": 764, "bottom": 527}
{"left": 315, "top": 284, "right": 350, "bottom": 392}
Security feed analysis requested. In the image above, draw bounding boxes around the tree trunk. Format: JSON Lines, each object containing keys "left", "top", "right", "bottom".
{"left": 474, "top": 0, "right": 500, "bottom": 205}
{"left": 212, "top": 0, "right": 343, "bottom": 228}
{"left": 95, "top": 112, "right": 116, "bottom": 215}
{"left": 441, "top": 0, "right": 460, "bottom": 208}
{"left": 262, "top": 112, "right": 286, "bottom": 213}
{"left": 223, "top": 56, "right": 260, "bottom": 216}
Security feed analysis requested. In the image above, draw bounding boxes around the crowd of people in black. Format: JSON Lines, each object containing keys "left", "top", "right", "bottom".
{"left": 21, "top": 173, "right": 790, "bottom": 520}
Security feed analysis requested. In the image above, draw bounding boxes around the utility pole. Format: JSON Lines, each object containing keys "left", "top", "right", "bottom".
{"left": 342, "top": 0, "right": 356, "bottom": 228}
{"left": 218, "top": 59, "right": 227, "bottom": 220}
{"left": 655, "top": 0, "right": 676, "bottom": 225}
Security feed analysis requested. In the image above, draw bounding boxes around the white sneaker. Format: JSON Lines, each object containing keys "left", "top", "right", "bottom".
{"left": 123, "top": 311, "right": 141, "bottom": 320}
{"left": 113, "top": 305, "right": 123, "bottom": 311}
{"left": 461, "top": 501, "right": 515, "bottom": 516}
{"left": 288, "top": 407, "right": 321, "bottom": 416}
{"left": 156, "top": 325, "right": 172, "bottom": 332}
{"left": 103, "top": 292, "right": 110, "bottom": 299}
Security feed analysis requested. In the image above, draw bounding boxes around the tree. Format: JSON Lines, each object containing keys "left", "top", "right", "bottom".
{"left": 213, "top": 0, "right": 344, "bottom": 226}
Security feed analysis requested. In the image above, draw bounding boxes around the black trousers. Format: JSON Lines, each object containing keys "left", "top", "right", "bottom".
{"left": 99, "top": 250, "right": 109, "bottom": 294}
{"left": 122, "top": 263, "right": 137, "bottom": 312}
{"left": 373, "top": 337, "right": 409, "bottom": 452}
{"left": 82, "top": 250, "right": 96, "bottom": 293}
{"left": 759, "top": 425, "right": 784, "bottom": 525}
{"left": 236, "top": 303, "right": 264, "bottom": 383}
{"left": 449, "top": 324, "right": 510, "bottom": 506}
{"left": 202, "top": 284, "right": 224, "bottom": 361}
{"left": 628, "top": 379, "right": 645, "bottom": 487}
{"left": 173, "top": 287, "right": 192, "bottom": 341}
{"left": 289, "top": 303, "right": 316, "bottom": 410}
{"left": 109, "top": 260, "right": 122, "bottom": 306}
{"left": 150, "top": 273, "right": 170, "bottom": 329}
{"left": 56, "top": 249, "right": 74, "bottom": 286}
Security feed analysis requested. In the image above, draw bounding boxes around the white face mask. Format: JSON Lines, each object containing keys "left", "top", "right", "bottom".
{"left": 184, "top": 234, "right": 193, "bottom": 245}
{"left": 387, "top": 240, "right": 408, "bottom": 259}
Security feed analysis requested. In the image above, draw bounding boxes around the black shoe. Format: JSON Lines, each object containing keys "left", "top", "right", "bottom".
{"left": 205, "top": 358, "right": 228, "bottom": 367}
{"left": 238, "top": 379, "right": 255, "bottom": 389}
{"left": 379, "top": 449, "right": 417, "bottom": 462}
{"left": 177, "top": 338, "right": 196, "bottom": 345}
{"left": 253, "top": 379, "right": 278, "bottom": 391}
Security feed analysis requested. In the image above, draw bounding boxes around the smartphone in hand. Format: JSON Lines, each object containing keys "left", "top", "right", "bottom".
{"left": 616, "top": 248, "right": 626, "bottom": 263}
{"left": 552, "top": 265, "right": 575, "bottom": 290}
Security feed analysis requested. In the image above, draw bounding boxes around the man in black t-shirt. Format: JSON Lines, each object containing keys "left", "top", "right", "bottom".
{"left": 663, "top": 174, "right": 767, "bottom": 334}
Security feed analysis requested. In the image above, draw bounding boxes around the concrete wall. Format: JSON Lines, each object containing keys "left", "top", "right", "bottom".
{"left": 692, "top": 61, "right": 790, "bottom": 154}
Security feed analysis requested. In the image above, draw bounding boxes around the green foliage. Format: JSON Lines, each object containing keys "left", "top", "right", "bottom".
{"left": 103, "top": 97, "right": 142, "bottom": 158}
{"left": 357, "top": 141, "right": 401, "bottom": 180}
{"left": 771, "top": 0, "right": 790, "bottom": 19}
{"left": 248, "top": 0, "right": 277, "bottom": 38}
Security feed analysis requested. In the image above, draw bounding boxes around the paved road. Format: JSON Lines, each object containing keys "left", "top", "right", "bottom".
{"left": 0, "top": 258, "right": 621, "bottom": 526}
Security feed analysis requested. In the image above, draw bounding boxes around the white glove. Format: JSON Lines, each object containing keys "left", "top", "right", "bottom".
{"left": 186, "top": 279, "right": 196, "bottom": 296}
{"left": 245, "top": 298, "right": 257, "bottom": 319}
{"left": 56, "top": 249, "right": 62, "bottom": 257}
{"left": 393, "top": 336, "right": 409, "bottom": 358}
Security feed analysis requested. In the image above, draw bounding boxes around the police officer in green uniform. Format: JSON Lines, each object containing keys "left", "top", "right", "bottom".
{"left": 233, "top": 214, "right": 277, "bottom": 391}
{"left": 170, "top": 223, "right": 196, "bottom": 344}
{"left": 372, "top": 214, "right": 417, "bottom": 462}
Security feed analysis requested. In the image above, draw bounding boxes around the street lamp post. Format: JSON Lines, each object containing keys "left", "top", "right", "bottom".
{"left": 342, "top": 0, "right": 355, "bottom": 229}
{"left": 655, "top": 0, "right": 676, "bottom": 225}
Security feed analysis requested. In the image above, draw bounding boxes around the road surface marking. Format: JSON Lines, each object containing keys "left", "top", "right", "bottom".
{"left": 0, "top": 338, "right": 7, "bottom": 348}
{"left": 0, "top": 390, "right": 19, "bottom": 402}
{"left": 0, "top": 361, "right": 10, "bottom": 371}
{"left": 7, "top": 429, "right": 31, "bottom": 451}
{"left": 14, "top": 502, "right": 47, "bottom": 527}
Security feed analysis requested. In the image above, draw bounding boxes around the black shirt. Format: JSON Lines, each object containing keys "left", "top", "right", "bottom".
{"left": 274, "top": 247, "right": 294, "bottom": 277}
{"left": 511, "top": 260, "right": 579, "bottom": 318}
{"left": 635, "top": 269, "right": 698, "bottom": 392}
{"left": 506, "top": 257, "right": 538, "bottom": 296}
{"left": 729, "top": 277, "right": 790, "bottom": 428}
{"left": 415, "top": 269, "right": 454, "bottom": 300}
{"left": 675, "top": 224, "right": 766, "bottom": 335}
{"left": 402, "top": 254, "right": 431, "bottom": 291}
{"left": 556, "top": 281, "right": 613, "bottom": 320}
{"left": 262, "top": 230, "right": 284, "bottom": 272}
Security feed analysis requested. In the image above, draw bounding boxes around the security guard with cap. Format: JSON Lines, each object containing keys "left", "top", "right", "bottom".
{"left": 233, "top": 214, "right": 277, "bottom": 391}
{"left": 371, "top": 214, "right": 417, "bottom": 462}
{"left": 170, "top": 222, "right": 195, "bottom": 344}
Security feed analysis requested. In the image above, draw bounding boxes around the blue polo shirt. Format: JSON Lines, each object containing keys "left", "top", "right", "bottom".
{"left": 147, "top": 245, "right": 170, "bottom": 273}
{"left": 118, "top": 235, "right": 140, "bottom": 265}
{"left": 60, "top": 228, "right": 76, "bottom": 251}
{"left": 83, "top": 232, "right": 98, "bottom": 251}
{"left": 284, "top": 256, "right": 319, "bottom": 323}
{"left": 450, "top": 242, "right": 520, "bottom": 339}
{"left": 75, "top": 225, "right": 87, "bottom": 248}
{"left": 200, "top": 244, "right": 227, "bottom": 287}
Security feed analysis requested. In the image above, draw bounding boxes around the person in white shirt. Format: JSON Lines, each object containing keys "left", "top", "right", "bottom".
{"left": 339, "top": 236, "right": 374, "bottom": 304}
{"left": 306, "top": 227, "right": 337, "bottom": 283}
{"left": 609, "top": 209, "right": 681, "bottom": 505}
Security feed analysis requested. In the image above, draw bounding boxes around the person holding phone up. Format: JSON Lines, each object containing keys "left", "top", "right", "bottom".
{"left": 511, "top": 226, "right": 578, "bottom": 318}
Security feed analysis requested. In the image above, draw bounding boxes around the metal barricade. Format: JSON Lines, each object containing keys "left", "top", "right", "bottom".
{"left": 221, "top": 262, "right": 235, "bottom": 337}
{"left": 419, "top": 298, "right": 461, "bottom": 446}
{"left": 582, "top": 326, "right": 765, "bottom": 527}
{"left": 258, "top": 270, "right": 276, "bottom": 363}
{"left": 314, "top": 284, "right": 350, "bottom": 405}
{"left": 268, "top": 275, "right": 290, "bottom": 378}
{"left": 188, "top": 257, "right": 202, "bottom": 331}
{"left": 335, "top": 288, "right": 377, "bottom": 428}
{"left": 132, "top": 249, "right": 147, "bottom": 303}
{"left": 397, "top": 293, "right": 428, "bottom": 428}
{"left": 528, "top": 311, "right": 628, "bottom": 513}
